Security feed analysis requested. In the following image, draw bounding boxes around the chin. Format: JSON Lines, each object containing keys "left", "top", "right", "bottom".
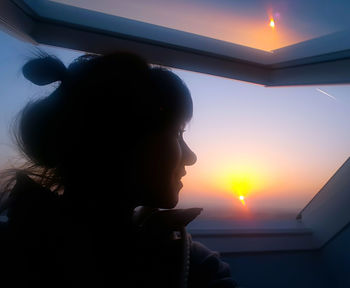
{"left": 158, "top": 188, "right": 180, "bottom": 209}
{"left": 161, "top": 201, "right": 178, "bottom": 209}
{"left": 158, "top": 195, "right": 179, "bottom": 209}
{"left": 144, "top": 185, "right": 181, "bottom": 209}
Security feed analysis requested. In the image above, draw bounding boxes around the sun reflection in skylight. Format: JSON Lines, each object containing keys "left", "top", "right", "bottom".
{"left": 50, "top": 0, "right": 350, "bottom": 52}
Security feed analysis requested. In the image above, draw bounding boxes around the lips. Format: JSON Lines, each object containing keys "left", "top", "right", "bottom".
{"left": 174, "top": 170, "right": 186, "bottom": 191}
{"left": 175, "top": 169, "right": 186, "bottom": 180}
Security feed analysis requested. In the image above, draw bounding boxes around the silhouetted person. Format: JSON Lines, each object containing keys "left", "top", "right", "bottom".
{"left": 0, "top": 52, "right": 237, "bottom": 287}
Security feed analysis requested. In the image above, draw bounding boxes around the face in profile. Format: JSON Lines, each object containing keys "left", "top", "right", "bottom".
{"left": 140, "top": 121, "right": 197, "bottom": 209}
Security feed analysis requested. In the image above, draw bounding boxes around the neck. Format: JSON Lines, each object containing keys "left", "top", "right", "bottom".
{"left": 62, "top": 182, "right": 137, "bottom": 227}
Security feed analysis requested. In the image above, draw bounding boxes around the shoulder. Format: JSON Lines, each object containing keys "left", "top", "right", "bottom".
{"left": 5, "top": 172, "right": 61, "bottom": 235}
{"left": 188, "top": 240, "right": 238, "bottom": 287}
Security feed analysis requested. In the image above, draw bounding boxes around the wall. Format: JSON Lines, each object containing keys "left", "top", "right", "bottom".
{"left": 320, "top": 222, "right": 350, "bottom": 287}
{"left": 222, "top": 250, "right": 333, "bottom": 288}
{"left": 222, "top": 223, "right": 350, "bottom": 287}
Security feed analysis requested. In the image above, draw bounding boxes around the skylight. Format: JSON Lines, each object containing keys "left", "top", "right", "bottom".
{"left": 2, "top": 1, "right": 350, "bottom": 232}
{"left": 8, "top": 0, "right": 350, "bottom": 86}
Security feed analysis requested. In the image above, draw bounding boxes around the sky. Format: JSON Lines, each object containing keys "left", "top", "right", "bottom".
{"left": 1, "top": 29, "right": 350, "bottom": 225}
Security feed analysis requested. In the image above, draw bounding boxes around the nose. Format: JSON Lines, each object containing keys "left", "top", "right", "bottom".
{"left": 182, "top": 140, "right": 197, "bottom": 166}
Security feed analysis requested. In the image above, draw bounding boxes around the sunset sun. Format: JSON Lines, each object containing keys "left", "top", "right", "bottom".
{"left": 212, "top": 162, "right": 268, "bottom": 208}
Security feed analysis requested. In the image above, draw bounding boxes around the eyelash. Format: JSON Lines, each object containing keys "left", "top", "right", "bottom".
{"left": 178, "top": 129, "right": 186, "bottom": 138}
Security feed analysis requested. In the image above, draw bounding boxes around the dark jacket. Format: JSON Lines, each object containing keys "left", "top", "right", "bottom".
{"left": 0, "top": 174, "right": 237, "bottom": 287}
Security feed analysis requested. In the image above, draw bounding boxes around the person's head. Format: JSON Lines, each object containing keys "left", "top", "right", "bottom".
{"left": 16, "top": 52, "right": 196, "bottom": 209}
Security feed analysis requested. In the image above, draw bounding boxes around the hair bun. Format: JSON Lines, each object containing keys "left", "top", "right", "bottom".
{"left": 22, "top": 56, "right": 67, "bottom": 86}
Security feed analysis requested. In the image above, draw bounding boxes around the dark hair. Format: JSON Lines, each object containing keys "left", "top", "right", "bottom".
{"left": 0, "top": 51, "right": 192, "bottom": 206}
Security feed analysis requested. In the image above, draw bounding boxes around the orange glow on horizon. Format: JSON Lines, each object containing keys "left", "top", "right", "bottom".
{"left": 180, "top": 144, "right": 331, "bottom": 213}
{"left": 205, "top": 160, "right": 270, "bottom": 209}
{"left": 180, "top": 148, "right": 338, "bottom": 215}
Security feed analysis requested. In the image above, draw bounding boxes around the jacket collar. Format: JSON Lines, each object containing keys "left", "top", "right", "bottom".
{"left": 133, "top": 206, "right": 202, "bottom": 231}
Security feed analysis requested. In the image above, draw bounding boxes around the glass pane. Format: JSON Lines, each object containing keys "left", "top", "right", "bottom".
{"left": 50, "top": 0, "right": 350, "bottom": 51}
{"left": 2, "top": 29, "right": 350, "bottom": 230}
